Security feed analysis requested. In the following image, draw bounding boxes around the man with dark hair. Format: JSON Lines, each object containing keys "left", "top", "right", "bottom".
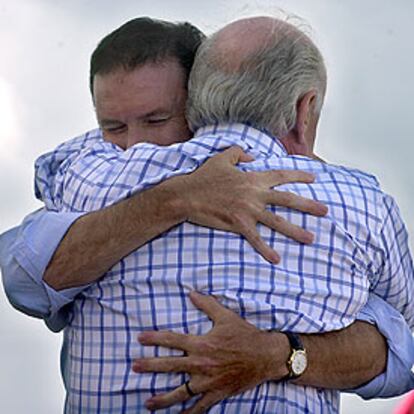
{"left": 1, "top": 16, "right": 413, "bottom": 414}
{"left": 89, "top": 18, "right": 205, "bottom": 94}
{"left": 87, "top": 17, "right": 205, "bottom": 149}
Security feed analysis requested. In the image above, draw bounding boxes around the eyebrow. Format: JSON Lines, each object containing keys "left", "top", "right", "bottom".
{"left": 141, "top": 109, "right": 171, "bottom": 119}
{"left": 100, "top": 119, "right": 124, "bottom": 128}
{"left": 99, "top": 110, "right": 171, "bottom": 128}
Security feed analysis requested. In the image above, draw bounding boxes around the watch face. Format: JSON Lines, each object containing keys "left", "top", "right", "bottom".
{"left": 291, "top": 350, "right": 307, "bottom": 376}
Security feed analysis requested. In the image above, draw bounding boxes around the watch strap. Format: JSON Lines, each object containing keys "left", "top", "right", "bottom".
{"left": 285, "top": 332, "right": 304, "bottom": 351}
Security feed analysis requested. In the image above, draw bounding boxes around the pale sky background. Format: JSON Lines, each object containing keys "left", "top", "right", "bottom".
{"left": 0, "top": 0, "right": 412, "bottom": 413}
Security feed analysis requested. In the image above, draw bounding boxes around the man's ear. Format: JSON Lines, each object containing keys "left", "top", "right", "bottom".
{"left": 295, "top": 90, "right": 317, "bottom": 143}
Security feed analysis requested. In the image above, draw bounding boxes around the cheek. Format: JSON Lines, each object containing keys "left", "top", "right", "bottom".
{"left": 174, "top": 123, "right": 192, "bottom": 142}
{"left": 176, "top": 116, "right": 192, "bottom": 137}
{"left": 161, "top": 121, "right": 191, "bottom": 145}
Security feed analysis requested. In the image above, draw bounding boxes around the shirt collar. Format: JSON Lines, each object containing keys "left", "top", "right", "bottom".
{"left": 193, "top": 123, "right": 288, "bottom": 157}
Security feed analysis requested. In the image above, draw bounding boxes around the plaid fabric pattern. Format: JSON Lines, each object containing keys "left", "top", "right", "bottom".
{"left": 35, "top": 123, "right": 414, "bottom": 413}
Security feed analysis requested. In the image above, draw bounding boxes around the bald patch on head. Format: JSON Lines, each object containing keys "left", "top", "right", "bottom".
{"left": 211, "top": 16, "right": 310, "bottom": 72}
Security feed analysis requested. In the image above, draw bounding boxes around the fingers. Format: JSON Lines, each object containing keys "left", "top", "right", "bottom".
{"left": 182, "top": 392, "right": 221, "bottom": 414}
{"left": 255, "top": 169, "right": 315, "bottom": 187}
{"left": 216, "top": 146, "right": 255, "bottom": 165}
{"left": 189, "top": 291, "right": 235, "bottom": 322}
{"left": 145, "top": 384, "right": 192, "bottom": 411}
{"left": 145, "top": 386, "right": 220, "bottom": 413}
{"left": 237, "top": 221, "right": 280, "bottom": 264}
{"left": 132, "top": 356, "right": 192, "bottom": 374}
{"left": 266, "top": 190, "right": 328, "bottom": 217}
{"left": 138, "top": 330, "right": 193, "bottom": 352}
{"left": 259, "top": 211, "right": 314, "bottom": 244}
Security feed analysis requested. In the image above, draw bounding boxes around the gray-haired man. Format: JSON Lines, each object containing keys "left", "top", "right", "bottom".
{"left": 1, "top": 16, "right": 413, "bottom": 414}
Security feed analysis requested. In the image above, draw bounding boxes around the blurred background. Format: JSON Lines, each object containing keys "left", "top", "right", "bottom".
{"left": 0, "top": 0, "right": 412, "bottom": 412}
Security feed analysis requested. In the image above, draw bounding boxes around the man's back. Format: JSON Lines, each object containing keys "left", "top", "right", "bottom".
{"left": 36, "top": 123, "right": 413, "bottom": 413}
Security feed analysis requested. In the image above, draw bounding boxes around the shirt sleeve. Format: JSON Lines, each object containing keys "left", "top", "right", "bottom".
{"left": 371, "top": 194, "right": 414, "bottom": 329}
{"left": 345, "top": 293, "right": 414, "bottom": 398}
{"left": 0, "top": 208, "right": 86, "bottom": 331}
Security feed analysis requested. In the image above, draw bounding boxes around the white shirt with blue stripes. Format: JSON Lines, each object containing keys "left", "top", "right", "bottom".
{"left": 35, "top": 123, "right": 414, "bottom": 414}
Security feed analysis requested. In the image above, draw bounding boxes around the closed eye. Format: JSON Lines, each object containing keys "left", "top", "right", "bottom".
{"left": 104, "top": 124, "right": 126, "bottom": 133}
{"left": 146, "top": 117, "right": 171, "bottom": 125}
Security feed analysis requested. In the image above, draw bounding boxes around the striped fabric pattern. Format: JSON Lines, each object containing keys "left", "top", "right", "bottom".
{"left": 35, "top": 123, "right": 414, "bottom": 413}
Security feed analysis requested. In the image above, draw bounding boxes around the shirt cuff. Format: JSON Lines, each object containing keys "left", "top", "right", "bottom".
{"left": 12, "top": 210, "right": 86, "bottom": 317}
{"left": 346, "top": 293, "right": 414, "bottom": 398}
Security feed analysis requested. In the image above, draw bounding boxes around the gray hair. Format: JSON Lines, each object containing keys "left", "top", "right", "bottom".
{"left": 186, "top": 22, "right": 327, "bottom": 137}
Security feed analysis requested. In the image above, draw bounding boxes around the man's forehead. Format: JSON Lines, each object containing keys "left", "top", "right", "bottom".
{"left": 93, "top": 59, "right": 188, "bottom": 124}
{"left": 93, "top": 59, "right": 186, "bottom": 95}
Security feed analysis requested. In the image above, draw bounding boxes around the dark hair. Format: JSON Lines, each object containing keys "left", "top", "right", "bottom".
{"left": 89, "top": 17, "right": 205, "bottom": 95}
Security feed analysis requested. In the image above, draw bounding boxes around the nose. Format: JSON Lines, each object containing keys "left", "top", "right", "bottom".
{"left": 126, "top": 125, "right": 148, "bottom": 148}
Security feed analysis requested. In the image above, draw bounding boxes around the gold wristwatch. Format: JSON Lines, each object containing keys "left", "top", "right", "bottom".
{"left": 284, "top": 332, "right": 308, "bottom": 379}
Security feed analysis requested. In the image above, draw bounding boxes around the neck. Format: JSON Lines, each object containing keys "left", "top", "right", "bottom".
{"left": 278, "top": 136, "right": 313, "bottom": 157}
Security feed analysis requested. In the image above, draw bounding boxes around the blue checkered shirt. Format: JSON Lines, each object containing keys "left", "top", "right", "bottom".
{"left": 35, "top": 123, "right": 414, "bottom": 414}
